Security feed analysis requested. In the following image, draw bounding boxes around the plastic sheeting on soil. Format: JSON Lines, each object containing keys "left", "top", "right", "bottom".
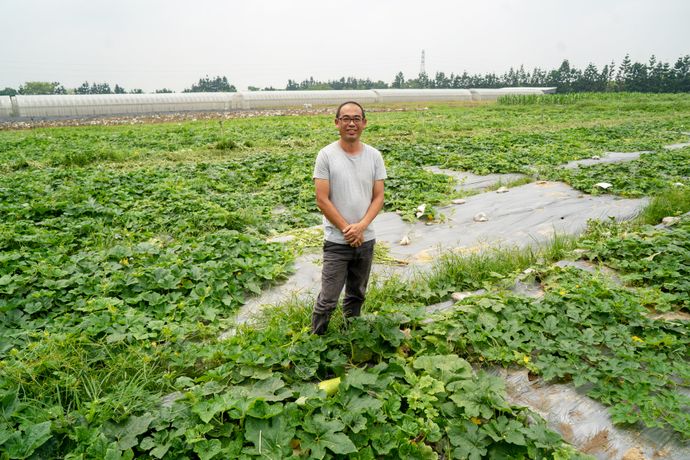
{"left": 665, "top": 142, "right": 690, "bottom": 150}
{"left": 375, "top": 180, "right": 646, "bottom": 262}
{"left": 561, "top": 151, "right": 654, "bottom": 169}
{"left": 229, "top": 178, "right": 647, "bottom": 329}
{"left": 496, "top": 367, "right": 690, "bottom": 460}
{"left": 425, "top": 165, "right": 528, "bottom": 191}
{"left": 421, "top": 257, "right": 689, "bottom": 460}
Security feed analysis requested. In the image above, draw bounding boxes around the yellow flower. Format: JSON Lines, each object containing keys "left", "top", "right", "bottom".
{"left": 631, "top": 336, "right": 644, "bottom": 343}
{"left": 119, "top": 258, "right": 129, "bottom": 266}
{"left": 523, "top": 355, "right": 530, "bottom": 364}
{"left": 470, "top": 417, "right": 482, "bottom": 425}
{"left": 559, "top": 290, "right": 566, "bottom": 296}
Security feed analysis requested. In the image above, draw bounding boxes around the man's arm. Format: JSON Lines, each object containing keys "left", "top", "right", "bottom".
{"left": 315, "top": 178, "right": 351, "bottom": 236}
{"left": 342, "top": 180, "right": 385, "bottom": 246}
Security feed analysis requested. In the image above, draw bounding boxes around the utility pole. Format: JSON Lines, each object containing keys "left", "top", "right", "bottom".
{"left": 420, "top": 50, "right": 426, "bottom": 75}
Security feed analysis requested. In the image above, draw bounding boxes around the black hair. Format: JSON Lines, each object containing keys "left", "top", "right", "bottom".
{"left": 335, "top": 101, "right": 366, "bottom": 119}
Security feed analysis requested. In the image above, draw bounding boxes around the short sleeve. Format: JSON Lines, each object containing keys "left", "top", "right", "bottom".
{"left": 313, "top": 150, "right": 329, "bottom": 180}
{"left": 374, "top": 151, "right": 387, "bottom": 181}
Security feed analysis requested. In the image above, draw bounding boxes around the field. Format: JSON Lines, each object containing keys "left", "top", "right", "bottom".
{"left": 1, "top": 93, "right": 689, "bottom": 458}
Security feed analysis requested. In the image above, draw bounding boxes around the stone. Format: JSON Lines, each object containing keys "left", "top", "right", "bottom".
{"left": 496, "top": 186, "right": 509, "bottom": 193}
{"left": 452, "top": 198, "right": 466, "bottom": 204}
{"left": 473, "top": 212, "right": 488, "bottom": 222}
{"left": 661, "top": 216, "right": 680, "bottom": 226}
{"left": 594, "top": 182, "right": 612, "bottom": 189}
{"left": 451, "top": 290, "right": 485, "bottom": 302}
{"left": 267, "top": 234, "right": 295, "bottom": 244}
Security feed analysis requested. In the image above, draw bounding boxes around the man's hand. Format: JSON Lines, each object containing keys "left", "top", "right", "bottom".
{"left": 349, "top": 234, "right": 364, "bottom": 248}
{"left": 343, "top": 222, "right": 366, "bottom": 246}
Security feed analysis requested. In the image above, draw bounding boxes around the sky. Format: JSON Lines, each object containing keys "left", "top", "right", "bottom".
{"left": 2, "top": 0, "right": 689, "bottom": 92}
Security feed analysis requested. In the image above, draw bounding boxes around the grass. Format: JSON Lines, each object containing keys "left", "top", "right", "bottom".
{"left": 635, "top": 186, "right": 690, "bottom": 225}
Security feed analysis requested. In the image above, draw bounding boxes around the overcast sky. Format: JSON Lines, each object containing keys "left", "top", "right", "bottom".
{"left": 2, "top": 0, "right": 689, "bottom": 92}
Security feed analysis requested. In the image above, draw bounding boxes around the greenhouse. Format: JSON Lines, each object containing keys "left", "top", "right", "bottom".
{"left": 373, "top": 88, "right": 472, "bottom": 102}
{"left": 13, "top": 93, "right": 237, "bottom": 117}
{"left": 236, "top": 89, "right": 378, "bottom": 109}
{"left": 0, "top": 96, "right": 13, "bottom": 117}
{"left": 4, "top": 88, "right": 558, "bottom": 118}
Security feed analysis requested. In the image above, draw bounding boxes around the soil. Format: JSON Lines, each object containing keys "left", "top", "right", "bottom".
{"left": 622, "top": 447, "right": 647, "bottom": 460}
{"left": 581, "top": 430, "right": 612, "bottom": 455}
{"left": 0, "top": 106, "right": 425, "bottom": 130}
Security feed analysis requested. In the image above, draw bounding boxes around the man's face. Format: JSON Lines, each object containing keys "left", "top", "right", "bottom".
{"left": 336, "top": 103, "right": 367, "bottom": 143}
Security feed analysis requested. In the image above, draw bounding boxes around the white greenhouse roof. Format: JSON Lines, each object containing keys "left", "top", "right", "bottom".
{"left": 239, "top": 90, "right": 377, "bottom": 101}
{"left": 374, "top": 89, "right": 472, "bottom": 101}
{"left": 5, "top": 88, "right": 559, "bottom": 118}
{"left": 15, "top": 93, "right": 235, "bottom": 107}
{"left": 0, "top": 96, "right": 13, "bottom": 117}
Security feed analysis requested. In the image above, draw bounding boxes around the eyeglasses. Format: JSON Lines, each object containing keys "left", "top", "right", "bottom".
{"left": 337, "top": 116, "right": 364, "bottom": 124}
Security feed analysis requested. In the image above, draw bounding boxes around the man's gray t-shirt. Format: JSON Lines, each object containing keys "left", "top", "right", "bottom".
{"left": 313, "top": 141, "right": 387, "bottom": 244}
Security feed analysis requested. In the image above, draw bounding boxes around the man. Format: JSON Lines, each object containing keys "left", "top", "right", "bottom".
{"left": 311, "top": 101, "right": 387, "bottom": 335}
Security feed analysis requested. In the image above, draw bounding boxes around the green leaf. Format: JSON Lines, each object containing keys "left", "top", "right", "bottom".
{"left": 343, "top": 393, "right": 382, "bottom": 415}
{"left": 300, "top": 430, "right": 357, "bottom": 459}
{"left": 244, "top": 415, "right": 295, "bottom": 459}
{"left": 299, "top": 414, "right": 357, "bottom": 458}
{"left": 0, "top": 389, "right": 18, "bottom": 418}
{"left": 343, "top": 367, "right": 379, "bottom": 390}
{"left": 194, "top": 439, "right": 222, "bottom": 460}
{"left": 447, "top": 421, "right": 488, "bottom": 460}
{"left": 3, "top": 421, "right": 52, "bottom": 459}
{"left": 192, "top": 395, "right": 231, "bottom": 424}
{"left": 102, "top": 414, "right": 154, "bottom": 451}
{"left": 246, "top": 400, "right": 283, "bottom": 419}
{"left": 412, "top": 354, "right": 473, "bottom": 382}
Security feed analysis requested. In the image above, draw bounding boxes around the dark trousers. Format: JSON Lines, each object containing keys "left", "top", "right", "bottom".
{"left": 311, "top": 239, "right": 375, "bottom": 335}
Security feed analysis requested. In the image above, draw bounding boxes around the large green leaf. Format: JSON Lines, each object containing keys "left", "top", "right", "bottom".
{"left": 412, "top": 354, "right": 473, "bottom": 383}
{"left": 3, "top": 421, "right": 52, "bottom": 459}
{"left": 244, "top": 415, "right": 295, "bottom": 459}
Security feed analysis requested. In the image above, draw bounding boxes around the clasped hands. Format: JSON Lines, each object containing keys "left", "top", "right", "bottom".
{"left": 343, "top": 222, "right": 366, "bottom": 247}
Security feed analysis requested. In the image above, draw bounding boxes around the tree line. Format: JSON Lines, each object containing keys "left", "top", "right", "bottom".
{"left": 0, "top": 76, "right": 234, "bottom": 96}
{"left": 2, "top": 54, "right": 689, "bottom": 96}
{"left": 289, "top": 54, "right": 690, "bottom": 93}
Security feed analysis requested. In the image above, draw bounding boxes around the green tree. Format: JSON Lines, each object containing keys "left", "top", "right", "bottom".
{"left": 76, "top": 81, "right": 91, "bottom": 94}
{"left": 154, "top": 88, "right": 174, "bottom": 93}
{"left": 0, "top": 87, "right": 18, "bottom": 96}
{"left": 184, "top": 75, "right": 236, "bottom": 92}
{"left": 392, "top": 72, "right": 405, "bottom": 88}
{"left": 90, "top": 82, "right": 112, "bottom": 94}
{"left": 626, "top": 62, "right": 649, "bottom": 92}
{"left": 616, "top": 54, "right": 632, "bottom": 91}
{"left": 18, "top": 81, "right": 65, "bottom": 95}
{"left": 576, "top": 63, "right": 603, "bottom": 92}
{"left": 671, "top": 55, "right": 690, "bottom": 92}
{"left": 114, "top": 84, "right": 126, "bottom": 94}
